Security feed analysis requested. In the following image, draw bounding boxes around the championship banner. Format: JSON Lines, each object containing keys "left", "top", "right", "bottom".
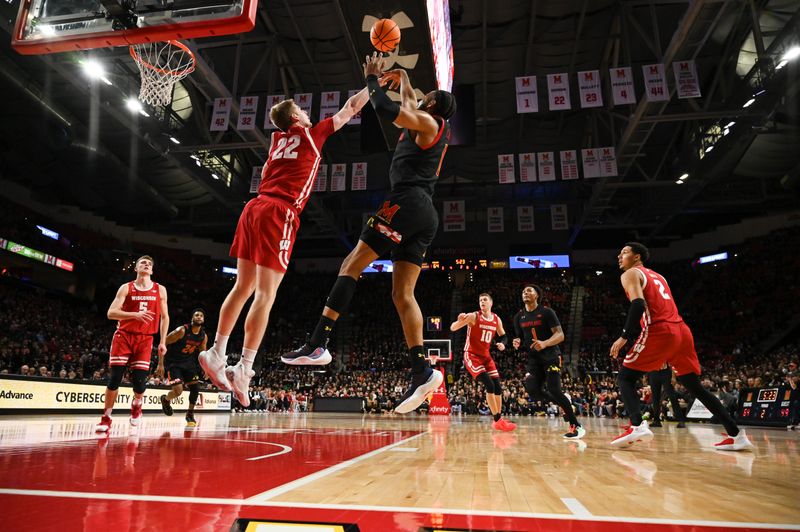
{"left": 442, "top": 200, "right": 465, "bottom": 232}
{"left": 351, "top": 162, "right": 367, "bottom": 190}
{"left": 537, "top": 152, "right": 555, "bottom": 181}
{"left": 643, "top": 64, "right": 669, "bottom": 102}
{"left": 294, "top": 92, "right": 313, "bottom": 115}
{"left": 487, "top": 207, "right": 504, "bottom": 233}
{"left": 237, "top": 95, "right": 258, "bottom": 130}
{"left": 498, "top": 154, "right": 515, "bottom": 184}
{"left": 264, "top": 94, "right": 285, "bottom": 129}
{"left": 210, "top": 97, "right": 231, "bottom": 131}
{"left": 560, "top": 150, "right": 579, "bottom": 180}
{"left": 673, "top": 60, "right": 701, "bottom": 99}
{"left": 547, "top": 73, "right": 571, "bottom": 111}
{"left": 581, "top": 148, "right": 601, "bottom": 178}
{"left": 515, "top": 75, "right": 539, "bottom": 113}
{"left": 312, "top": 164, "right": 328, "bottom": 192}
{"left": 578, "top": 70, "right": 603, "bottom": 108}
{"left": 250, "top": 166, "right": 262, "bottom": 194}
{"left": 599, "top": 147, "right": 618, "bottom": 177}
{"left": 330, "top": 163, "right": 346, "bottom": 192}
{"left": 551, "top": 204, "right": 569, "bottom": 230}
{"left": 319, "top": 91, "right": 340, "bottom": 122}
{"left": 610, "top": 67, "right": 636, "bottom": 105}
{"left": 0, "top": 376, "right": 231, "bottom": 412}
{"left": 517, "top": 205, "right": 535, "bottom": 232}
{"left": 347, "top": 89, "right": 362, "bottom": 125}
{"left": 519, "top": 153, "right": 537, "bottom": 182}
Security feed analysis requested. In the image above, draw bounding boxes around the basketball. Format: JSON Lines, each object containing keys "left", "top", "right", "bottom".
{"left": 370, "top": 18, "right": 401, "bottom": 53}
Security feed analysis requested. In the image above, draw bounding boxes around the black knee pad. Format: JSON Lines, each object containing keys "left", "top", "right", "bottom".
{"left": 131, "top": 369, "right": 148, "bottom": 394}
{"left": 107, "top": 366, "right": 125, "bottom": 391}
{"left": 477, "top": 372, "right": 496, "bottom": 394}
{"left": 188, "top": 383, "right": 200, "bottom": 404}
{"left": 325, "top": 276, "right": 357, "bottom": 313}
{"left": 491, "top": 377, "right": 502, "bottom": 395}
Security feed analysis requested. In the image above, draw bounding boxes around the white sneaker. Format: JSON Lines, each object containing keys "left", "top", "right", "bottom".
{"left": 714, "top": 428, "right": 754, "bottom": 451}
{"left": 227, "top": 363, "right": 254, "bottom": 408}
{"left": 199, "top": 347, "right": 231, "bottom": 391}
{"left": 609, "top": 420, "right": 654, "bottom": 447}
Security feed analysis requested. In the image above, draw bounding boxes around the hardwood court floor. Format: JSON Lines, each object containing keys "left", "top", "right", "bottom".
{"left": 0, "top": 412, "right": 797, "bottom": 531}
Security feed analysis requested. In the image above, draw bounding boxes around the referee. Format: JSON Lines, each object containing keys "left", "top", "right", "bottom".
{"left": 513, "top": 285, "right": 585, "bottom": 440}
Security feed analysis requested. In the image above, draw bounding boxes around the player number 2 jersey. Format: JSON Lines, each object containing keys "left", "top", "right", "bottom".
{"left": 464, "top": 312, "right": 499, "bottom": 357}
{"left": 631, "top": 266, "right": 683, "bottom": 325}
{"left": 118, "top": 281, "right": 161, "bottom": 335}
{"left": 258, "top": 118, "right": 335, "bottom": 212}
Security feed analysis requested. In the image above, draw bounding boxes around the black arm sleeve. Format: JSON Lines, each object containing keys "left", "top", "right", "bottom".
{"left": 621, "top": 298, "right": 646, "bottom": 340}
{"left": 366, "top": 75, "right": 400, "bottom": 121}
{"left": 496, "top": 334, "right": 508, "bottom": 350}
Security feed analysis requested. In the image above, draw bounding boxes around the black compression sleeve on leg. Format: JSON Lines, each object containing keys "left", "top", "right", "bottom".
{"left": 622, "top": 298, "right": 646, "bottom": 340}
{"left": 107, "top": 365, "right": 125, "bottom": 391}
{"left": 477, "top": 372, "right": 496, "bottom": 394}
{"left": 491, "top": 377, "right": 502, "bottom": 396}
{"left": 366, "top": 75, "right": 400, "bottom": 121}
{"left": 677, "top": 373, "right": 739, "bottom": 436}
{"left": 666, "top": 382, "right": 686, "bottom": 422}
{"left": 546, "top": 369, "right": 579, "bottom": 426}
{"left": 325, "top": 276, "right": 358, "bottom": 314}
{"left": 188, "top": 383, "right": 200, "bottom": 405}
{"left": 648, "top": 371, "right": 664, "bottom": 421}
{"left": 618, "top": 366, "right": 645, "bottom": 426}
{"left": 131, "top": 369, "right": 148, "bottom": 394}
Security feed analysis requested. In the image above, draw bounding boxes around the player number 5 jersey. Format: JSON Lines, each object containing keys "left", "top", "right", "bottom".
{"left": 118, "top": 281, "right": 161, "bottom": 335}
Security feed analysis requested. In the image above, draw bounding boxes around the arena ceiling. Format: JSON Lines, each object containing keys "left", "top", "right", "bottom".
{"left": 0, "top": 0, "right": 798, "bottom": 256}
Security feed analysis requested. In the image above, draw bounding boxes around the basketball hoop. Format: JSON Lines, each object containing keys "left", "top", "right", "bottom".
{"left": 428, "top": 355, "right": 439, "bottom": 366}
{"left": 130, "top": 40, "right": 196, "bottom": 107}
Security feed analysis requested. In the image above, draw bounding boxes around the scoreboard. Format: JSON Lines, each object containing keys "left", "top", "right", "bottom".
{"left": 736, "top": 385, "right": 797, "bottom": 427}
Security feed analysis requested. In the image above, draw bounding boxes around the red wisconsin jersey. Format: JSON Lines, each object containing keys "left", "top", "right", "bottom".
{"left": 258, "top": 118, "right": 335, "bottom": 212}
{"left": 464, "top": 311, "right": 499, "bottom": 357}
{"left": 630, "top": 266, "right": 682, "bottom": 326}
{"left": 118, "top": 281, "right": 161, "bottom": 335}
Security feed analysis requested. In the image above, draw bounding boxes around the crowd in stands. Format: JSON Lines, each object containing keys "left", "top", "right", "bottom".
{"left": 1, "top": 198, "right": 798, "bottom": 423}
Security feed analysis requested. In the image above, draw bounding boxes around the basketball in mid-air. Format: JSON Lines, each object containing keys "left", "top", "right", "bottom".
{"left": 370, "top": 18, "right": 401, "bottom": 53}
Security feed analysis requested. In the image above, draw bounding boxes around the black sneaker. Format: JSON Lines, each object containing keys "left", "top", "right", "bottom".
{"left": 676, "top": 421, "right": 686, "bottom": 428}
{"left": 160, "top": 394, "right": 173, "bottom": 416}
{"left": 394, "top": 367, "right": 443, "bottom": 414}
{"left": 281, "top": 337, "right": 332, "bottom": 366}
{"left": 185, "top": 412, "right": 196, "bottom": 427}
{"left": 563, "top": 424, "right": 586, "bottom": 440}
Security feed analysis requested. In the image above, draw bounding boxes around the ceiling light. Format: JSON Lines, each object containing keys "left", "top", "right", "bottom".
{"left": 776, "top": 59, "right": 789, "bottom": 70}
{"left": 725, "top": 121, "right": 735, "bottom": 128}
{"left": 742, "top": 98, "right": 755, "bottom": 108}
{"left": 139, "top": 109, "right": 150, "bottom": 118}
{"left": 81, "top": 60, "right": 106, "bottom": 80}
{"left": 675, "top": 180, "right": 684, "bottom": 184}
{"left": 754, "top": 89, "right": 765, "bottom": 96}
{"left": 211, "top": 173, "right": 220, "bottom": 180}
{"left": 169, "top": 136, "right": 180, "bottom": 145}
{"left": 723, "top": 128, "right": 730, "bottom": 136}
{"left": 125, "top": 97, "right": 143, "bottom": 113}
{"left": 679, "top": 173, "right": 689, "bottom": 180}
{"left": 705, "top": 146, "right": 714, "bottom": 153}
{"left": 100, "top": 76, "right": 112, "bottom": 86}
{"left": 781, "top": 46, "right": 800, "bottom": 62}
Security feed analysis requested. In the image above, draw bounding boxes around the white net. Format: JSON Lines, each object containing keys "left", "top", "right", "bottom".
{"left": 130, "top": 40, "right": 196, "bottom": 107}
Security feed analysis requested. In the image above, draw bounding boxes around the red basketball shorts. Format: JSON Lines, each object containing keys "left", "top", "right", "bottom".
{"left": 109, "top": 330, "right": 153, "bottom": 372}
{"left": 623, "top": 321, "right": 701, "bottom": 376}
{"left": 230, "top": 195, "right": 299, "bottom": 273}
{"left": 464, "top": 351, "right": 500, "bottom": 379}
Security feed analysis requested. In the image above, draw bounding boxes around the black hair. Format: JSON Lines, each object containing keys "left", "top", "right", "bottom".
{"left": 432, "top": 90, "right": 457, "bottom": 120}
{"left": 524, "top": 284, "right": 542, "bottom": 300}
{"left": 192, "top": 308, "right": 205, "bottom": 317}
{"left": 624, "top": 241, "right": 650, "bottom": 262}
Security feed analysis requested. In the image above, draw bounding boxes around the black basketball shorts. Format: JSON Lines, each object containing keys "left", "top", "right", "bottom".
{"left": 359, "top": 187, "right": 438, "bottom": 266}
{"left": 165, "top": 357, "right": 202, "bottom": 385}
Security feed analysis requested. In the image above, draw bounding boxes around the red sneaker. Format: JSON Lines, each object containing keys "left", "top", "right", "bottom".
{"left": 130, "top": 401, "right": 143, "bottom": 427}
{"left": 501, "top": 418, "right": 517, "bottom": 431}
{"left": 95, "top": 415, "right": 112, "bottom": 433}
{"left": 492, "top": 418, "right": 516, "bottom": 432}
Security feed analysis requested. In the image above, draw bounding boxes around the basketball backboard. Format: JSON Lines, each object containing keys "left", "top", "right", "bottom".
{"left": 423, "top": 339, "right": 452, "bottom": 363}
{"left": 12, "top": 0, "right": 258, "bottom": 55}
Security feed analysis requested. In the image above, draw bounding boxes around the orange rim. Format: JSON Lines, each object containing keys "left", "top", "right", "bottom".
{"left": 129, "top": 40, "right": 196, "bottom": 77}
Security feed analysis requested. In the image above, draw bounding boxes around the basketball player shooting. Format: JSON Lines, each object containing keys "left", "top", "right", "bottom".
{"left": 283, "top": 53, "right": 457, "bottom": 414}
{"left": 198, "top": 86, "right": 370, "bottom": 407}
{"left": 450, "top": 293, "right": 516, "bottom": 431}
{"left": 609, "top": 242, "right": 753, "bottom": 450}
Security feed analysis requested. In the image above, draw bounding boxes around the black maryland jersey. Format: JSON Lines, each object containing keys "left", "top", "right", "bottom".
{"left": 389, "top": 118, "right": 450, "bottom": 197}
{"left": 513, "top": 305, "right": 562, "bottom": 359}
{"left": 167, "top": 324, "right": 205, "bottom": 360}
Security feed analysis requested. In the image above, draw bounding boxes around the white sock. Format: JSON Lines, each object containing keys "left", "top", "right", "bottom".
{"left": 214, "top": 333, "right": 229, "bottom": 356}
{"left": 132, "top": 397, "right": 142, "bottom": 407}
{"left": 241, "top": 348, "right": 257, "bottom": 372}
{"left": 104, "top": 408, "right": 112, "bottom": 417}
